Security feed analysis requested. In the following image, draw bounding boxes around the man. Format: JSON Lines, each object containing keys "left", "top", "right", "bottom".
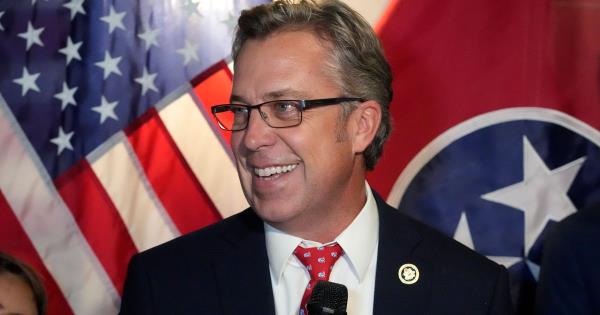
{"left": 120, "top": 1, "right": 512, "bottom": 314}
{"left": 535, "top": 203, "right": 600, "bottom": 315}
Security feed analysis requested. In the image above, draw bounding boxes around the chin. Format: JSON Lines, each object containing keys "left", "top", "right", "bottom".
{"left": 252, "top": 203, "right": 300, "bottom": 226}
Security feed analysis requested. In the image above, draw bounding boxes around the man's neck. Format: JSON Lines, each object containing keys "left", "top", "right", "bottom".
{"left": 270, "top": 180, "right": 368, "bottom": 243}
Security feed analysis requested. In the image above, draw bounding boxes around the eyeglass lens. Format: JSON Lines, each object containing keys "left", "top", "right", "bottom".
{"left": 215, "top": 101, "right": 302, "bottom": 130}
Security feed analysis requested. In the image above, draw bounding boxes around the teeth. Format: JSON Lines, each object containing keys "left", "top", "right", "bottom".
{"left": 254, "top": 164, "right": 297, "bottom": 177}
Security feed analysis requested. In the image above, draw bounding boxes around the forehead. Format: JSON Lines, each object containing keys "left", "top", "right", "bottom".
{"left": 235, "top": 29, "right": 331, "bottom": 67}
{"left": 232, "top": 30, "right": 341, "bottom": 102}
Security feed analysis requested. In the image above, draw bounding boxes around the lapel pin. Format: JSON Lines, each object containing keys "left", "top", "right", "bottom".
{"left": 398, "top": 263, "right": 419, "bottom": 285}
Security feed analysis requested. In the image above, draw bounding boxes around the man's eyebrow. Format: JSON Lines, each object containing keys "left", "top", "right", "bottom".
{"left": 229, "top": 94, "right": 246, "bottom": 104}
{"left": 265, "top": 89, "right": 310, "bottom": 100}
{"left": 229, "top": 89, "right": 311, "bottom": 104}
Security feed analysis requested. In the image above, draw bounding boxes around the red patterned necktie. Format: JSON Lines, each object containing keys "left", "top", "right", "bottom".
{"left": 293, "top": 243, "right": 344, "bottom": 315}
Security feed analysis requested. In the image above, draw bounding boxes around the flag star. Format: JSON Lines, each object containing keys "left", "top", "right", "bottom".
{"left": 63, "top": 0, "right": 86, "bottom": 20}
{"left": 453, "top": 211, "right": 521, "bottom": 270}
{"left": 18, "top": 22, "right": 45, "bottom": 50}
{"left": 54, "top": 82, "right": 78, "bottom": 110}
{"left": 222, "top": 12, "right": 238, "bottom": 33}
{"left": 94, "top": 51, "right": 122, "bottom": 79}
{"left": 50, "top": 126, "right": 74, "bottom": 155}
{"left": 0, "top": 11, "right": 5, "bottom": 31}
{"left": 134, "top": 68, "right": 159, "bottom": 95}
{"left": 488, "top": 255, "right": 522, "bottom": 271}
{"left": 100, "top": 5, "right": 126, "bottom": 34}
{"left": 453, "top": 212, "right": 475, "bottom": 249}
{"left": 176, "top": 40, "right": 199, "bottom": 65}
{"left": 91, "top": 96, "right": 119, "bottom": 124}
{"left": 482, "top": 136, "right": 585, "bottom": 255}
{"left": 13, "top": 68, "right": 41, "bottom": 96}
{"left": 182, "top": 0, "right": 201, "bottom": 17}
{"left": 58, "top": 37, "right": 82, "bottom": 65}
{"left": 525, "top": 260, "right": 541, "bottom": 281}
{"left": 137, "top": 27, "right": 160, "bottom": 50}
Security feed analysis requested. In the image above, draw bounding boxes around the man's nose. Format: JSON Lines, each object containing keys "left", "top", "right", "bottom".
{"left": 242, "top": 109, "right": 276, "bottom": 151}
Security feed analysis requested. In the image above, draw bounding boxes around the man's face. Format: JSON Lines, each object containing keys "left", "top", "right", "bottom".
{"left": 230, "top": 30, "right": 363, "bottom": 235}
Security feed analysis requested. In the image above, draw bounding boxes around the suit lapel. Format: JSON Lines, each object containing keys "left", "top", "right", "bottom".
{"left": 373, "top": 194, "right": 432, "bottom": 315}
{"left": 212, "top": 209, "right": 276, "bottom": 315}
{"left": 209, "top": 196, "right": 432, "bottom": 314}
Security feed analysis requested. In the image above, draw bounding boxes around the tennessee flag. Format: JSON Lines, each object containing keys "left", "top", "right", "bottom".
{"left": 370, "top": 0, "right": 600, "bottom": 313}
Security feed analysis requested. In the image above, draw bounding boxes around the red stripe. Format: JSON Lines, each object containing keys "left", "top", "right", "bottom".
{"left": 192, "top": 60, "right": 234, "bottom": 145}
{"left": 374, "top": 0, "right": 402, "bottom": 34}
{"left": 125, "top": 108, "right": 222, "bottom": 234}
{"left": 54, "top": 160, "right": 138, "bottom": 294}
{"left": 0, "top": 191, "right": 74, "bottom": 315}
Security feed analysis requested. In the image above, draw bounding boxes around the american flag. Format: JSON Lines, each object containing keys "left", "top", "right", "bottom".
{"left": 0, "top": 0, "right": 265, "bottom": 313}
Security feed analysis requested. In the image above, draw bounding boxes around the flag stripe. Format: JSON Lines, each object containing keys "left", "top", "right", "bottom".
{"left": 374, "top": 0, "right": 402, "bottom": 33}
{"left": 54, "top": 159, "right": 138, "bottom": 295}
{"left": 126, "top": 108, "right": 222, "bottom": 234}
{"left": 158, "top": 90, "right": 248, "bottom": 218}
{"left": 192, "top": 60, "right": 234, "bottom": 144}
{"left": 88, "top": 133, "right": 180, "bottom": 251}
{"left": 0, "top": 2, "right": 269, "bottom": 313}
{"left": 0, "top": 191, "right": 74, "bottom": 315}
{"left": 0, "top": 97, "right": 119, "bottom": 314}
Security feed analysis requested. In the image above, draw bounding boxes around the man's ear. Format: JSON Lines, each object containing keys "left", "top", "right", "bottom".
{"left": 350, "top": 100, "right": 382, "bottom": 154}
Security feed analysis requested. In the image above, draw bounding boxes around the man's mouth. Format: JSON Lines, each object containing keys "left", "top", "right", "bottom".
{"left": 254, "top": 164, "right": 298, "bottom": 177}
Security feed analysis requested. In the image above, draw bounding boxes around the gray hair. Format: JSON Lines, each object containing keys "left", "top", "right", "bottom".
{"left": 232, "top": 0, "right": 393, "bottom": 170}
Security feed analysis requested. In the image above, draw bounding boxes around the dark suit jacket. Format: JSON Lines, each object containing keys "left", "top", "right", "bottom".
{"left": 120, "top": 193, "right": 512, "bottom": 314}
{"left": 535, "top": 204, "right": 600, "bottom": 315}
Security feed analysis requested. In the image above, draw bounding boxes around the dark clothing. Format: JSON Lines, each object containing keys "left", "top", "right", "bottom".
{"left": 535, "top": 205, "right": 600, "bottom": 315}
{"left": 120, "top": 193, "right": 512, "bottom": 314}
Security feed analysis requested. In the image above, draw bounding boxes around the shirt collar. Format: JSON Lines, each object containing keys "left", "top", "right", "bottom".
{"left": 265, "top": 182, "right": 379, "bottom": 284}
{"left": 265, "top": 223, "right": 303, "bottom": 284}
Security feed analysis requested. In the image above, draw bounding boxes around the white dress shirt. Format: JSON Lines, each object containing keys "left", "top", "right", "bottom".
{"left": 265, "top": 183, "right": 379, "bottom": 315}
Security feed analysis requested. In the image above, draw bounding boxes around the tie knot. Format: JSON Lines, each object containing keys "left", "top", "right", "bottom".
{"left": 293, "top": 243, "right": 343, "bottom": 281}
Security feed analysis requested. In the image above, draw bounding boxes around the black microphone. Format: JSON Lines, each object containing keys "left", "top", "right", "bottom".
{"left": 307, "top": 280, "right": 348, "bottom": 315}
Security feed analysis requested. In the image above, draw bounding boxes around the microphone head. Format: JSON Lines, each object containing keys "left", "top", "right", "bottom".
{"left": 307, "top": 280, "right": 348, "bottom": 315}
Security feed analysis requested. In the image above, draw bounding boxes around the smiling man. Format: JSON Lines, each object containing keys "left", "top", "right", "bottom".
{"left": 229, "top": 29, "right": 375, "bottom": 243}
{"left": 120, "top": 1, "right": 513, "bottom": 314}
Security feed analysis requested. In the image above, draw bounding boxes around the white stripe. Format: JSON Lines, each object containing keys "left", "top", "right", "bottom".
{"left": 0, "top": 96, "right": 119, "bottom": 315}
{"left": 226, "top": 59, "right": 234, "bottom": 74}
{"left": 88, "top": 132, "right": 179, "bottom": 251}
{"left": 159, "top": 91, "right": 248, "bottom": 218}
{"left": 344, "top": 0, "right": 391, "bottom": 26}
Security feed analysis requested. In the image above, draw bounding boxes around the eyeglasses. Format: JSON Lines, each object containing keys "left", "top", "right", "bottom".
{"left": 211, "top": 97, "right": 365, "bottom": 131}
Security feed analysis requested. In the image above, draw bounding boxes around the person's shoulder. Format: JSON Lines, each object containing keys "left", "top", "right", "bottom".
{"left": 374, "top": 194, "right": 512, "bottom": 312}
{"left": 543, "top": 202, "right": 600, "bottom": 256}
{"left": 396, "top": 207, "right": 498, "bottom": 270}
{"left": 550, "top": 203, "right": 600, "bottom": 237}
{"left": 132, "top": 208, "right": 260, "bottom": 265}
{"left": 374, "top": 193, "right": 503, "bottom": 274}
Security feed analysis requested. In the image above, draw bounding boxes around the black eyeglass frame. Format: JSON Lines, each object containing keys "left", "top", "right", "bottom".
{"left": 211, "top": 97, "right": 365, "bottom": 131}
